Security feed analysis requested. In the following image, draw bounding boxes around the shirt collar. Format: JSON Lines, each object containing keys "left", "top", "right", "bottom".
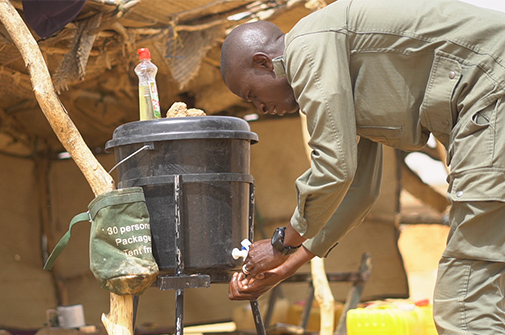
{"left": 272, "top": 56, "right": 286, "bottom": 78}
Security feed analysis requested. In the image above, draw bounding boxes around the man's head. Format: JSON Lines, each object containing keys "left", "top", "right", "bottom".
{"left": 221, "top": 21, "right": 299, "bottom": 116}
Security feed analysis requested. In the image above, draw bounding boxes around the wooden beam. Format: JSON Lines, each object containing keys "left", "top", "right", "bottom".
{"left": 401, "top": 160, "right": 449, "bottom": 214}
{"left": 35, "top": 149, "right": 68, "bottom": 305}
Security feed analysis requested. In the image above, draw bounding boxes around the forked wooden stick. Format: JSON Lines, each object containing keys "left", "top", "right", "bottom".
{"left": 0, "top": 1, "right": 133, "bottom": 334}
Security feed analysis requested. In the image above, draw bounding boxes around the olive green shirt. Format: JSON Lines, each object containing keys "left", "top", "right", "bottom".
{"left": 274, "top": 0, "right": 505, "bottom": 257}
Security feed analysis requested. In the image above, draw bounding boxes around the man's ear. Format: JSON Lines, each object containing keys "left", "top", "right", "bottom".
{"left": 252, "top": 53, "right": 274, "bottom": 71}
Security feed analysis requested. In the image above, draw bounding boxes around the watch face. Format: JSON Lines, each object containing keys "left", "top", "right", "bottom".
{"left": 272, "top": 227, "right": 284, "bottom": 241}
{"left": 271, "top": 227, "right": 286, "bottom": 252}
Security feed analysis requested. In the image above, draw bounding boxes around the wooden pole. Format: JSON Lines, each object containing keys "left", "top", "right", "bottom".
{"left": 0, "top": 1, "right": 132, "bottom": 334}
{"left": 310, "top": 258, "right": 335, "bottom": 335}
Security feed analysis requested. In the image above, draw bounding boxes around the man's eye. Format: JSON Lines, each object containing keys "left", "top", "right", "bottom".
{"left": 246, "top": 92, "right": 252, "bottom": 101}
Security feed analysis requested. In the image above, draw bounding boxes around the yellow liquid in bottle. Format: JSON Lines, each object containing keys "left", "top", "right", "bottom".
{"left": 139, "top": 84, "right": 155, "bottom": 120}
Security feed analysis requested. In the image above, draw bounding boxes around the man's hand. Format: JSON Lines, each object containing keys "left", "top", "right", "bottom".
{"left": 241, "top": 225, "right": 307, "bottom": 277}
{"left": 241, "top": 239, "right": 289, "bottom": 278}
{"left": 229, "top": 246, "right": 316, "bottom": 300}
{"left": 229, "top": 270, "right": 284, "bottom": 300}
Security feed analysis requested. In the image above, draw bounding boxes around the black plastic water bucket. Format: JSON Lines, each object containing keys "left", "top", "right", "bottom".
{"left": 105, "top": 116, "right": 258, "bottom": 282}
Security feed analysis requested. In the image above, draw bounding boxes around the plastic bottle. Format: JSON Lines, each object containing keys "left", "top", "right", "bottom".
{"left": 135, "top": 48, "right": 161, "bottom": 120}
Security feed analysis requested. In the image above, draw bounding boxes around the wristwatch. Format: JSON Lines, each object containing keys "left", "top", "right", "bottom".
{"left": 271, "top": 227, "right": 300, "bottom": 255}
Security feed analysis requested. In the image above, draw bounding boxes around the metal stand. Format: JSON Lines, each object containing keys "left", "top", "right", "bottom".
{"left": 147, "top": 175, "right": 265, "bottom": 335}
{"left": 262, "top": 253, "right": 372, "bottom": 335}
{"left": 132, "top": 174, "right": 367, "bottom": 335}
{"left": 247, "top": 183, "right": 267, "bottom": 335}
{"left": 154, "top": 175, "right": 211, "bottom": 335}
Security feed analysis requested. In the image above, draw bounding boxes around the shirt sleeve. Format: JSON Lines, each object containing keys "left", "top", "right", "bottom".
{"left": 303, "top": 137, "right": 383, "bottom": 257}
{"left": 285, "top": 31, "right": 359, "bottom": 239}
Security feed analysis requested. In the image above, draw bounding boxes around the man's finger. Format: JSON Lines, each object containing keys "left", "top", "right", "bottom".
{"left": 229, "top": 272, "right": 258, "bottom": 300}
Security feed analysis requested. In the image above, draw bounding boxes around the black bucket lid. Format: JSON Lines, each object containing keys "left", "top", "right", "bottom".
{"left": 105, "top": 116, "right": 258, "bottom": 150}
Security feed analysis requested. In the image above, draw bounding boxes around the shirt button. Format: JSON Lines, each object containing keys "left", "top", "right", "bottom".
{"left": 449, "top": 71, "right": 456, "bottom": 79}
{"left": 456, "top": 191, "right": 464, "bottom": 197}
{"left": 443, "top": 120, "right": 449, "bottom": 126}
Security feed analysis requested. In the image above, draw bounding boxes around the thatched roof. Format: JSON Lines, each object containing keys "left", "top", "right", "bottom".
{"left": 0, "top": 0, "right": 330, "bottom": 157}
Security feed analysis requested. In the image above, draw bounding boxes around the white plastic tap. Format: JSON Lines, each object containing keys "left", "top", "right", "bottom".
{"left": 232, "top": 239, "right": 252, "bottom": 260}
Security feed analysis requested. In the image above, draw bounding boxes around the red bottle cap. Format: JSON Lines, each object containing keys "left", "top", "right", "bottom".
{"left": 414, "top": 299, "right": 430, "bottom": 307}
{"left": 137, "top": 48, "right": 151, "bottom": 60}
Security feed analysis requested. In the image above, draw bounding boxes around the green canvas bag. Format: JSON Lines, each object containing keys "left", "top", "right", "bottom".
{"left": 44, "top": 187, "right": 159, "bottom": 295}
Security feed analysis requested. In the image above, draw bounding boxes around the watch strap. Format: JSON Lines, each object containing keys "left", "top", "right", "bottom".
{"left": 271, "top": 227, "right": 300, "bottom": 255}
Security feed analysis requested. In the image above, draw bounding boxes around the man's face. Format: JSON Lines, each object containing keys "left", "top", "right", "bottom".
{"left": 225, "top": 66, "right": 299, "bottom": 116}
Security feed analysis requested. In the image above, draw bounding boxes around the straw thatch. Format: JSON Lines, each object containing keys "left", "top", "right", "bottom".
{"left": 0, "top": 0, "right": 327, "bottom": 156}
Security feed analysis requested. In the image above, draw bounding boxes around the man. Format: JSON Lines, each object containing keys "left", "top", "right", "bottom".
{"left": 221, "top": 0, "right": 505, "bottom": 333}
